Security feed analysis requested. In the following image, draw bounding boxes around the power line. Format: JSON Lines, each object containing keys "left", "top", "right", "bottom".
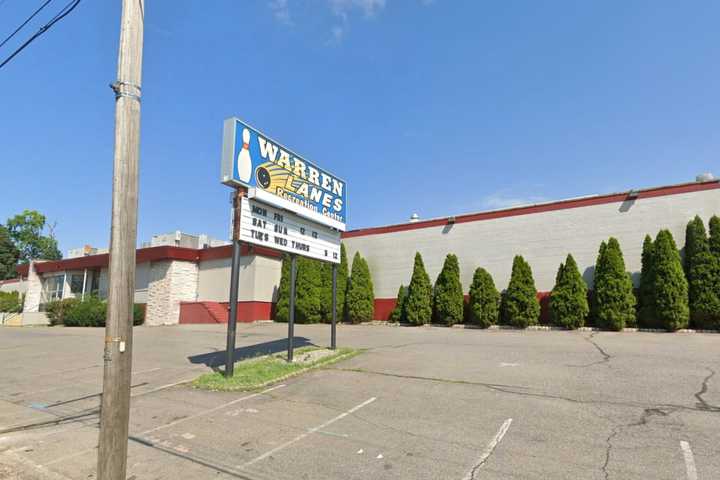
{"left": 0, "top": 0, "right": 81, "bottom": 71}
{"left": 0, "top": 0, "right": 55, "bottom": 50}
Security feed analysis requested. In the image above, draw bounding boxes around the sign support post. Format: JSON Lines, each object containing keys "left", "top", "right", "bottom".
{"left": 288, "top": 254, "right": 297, "bottom": 362}
{"left": 225, "top": 188, "right": 245, "bottom": 378}
{"left": 331, "top": 264, "right": 337, "bottom": 350}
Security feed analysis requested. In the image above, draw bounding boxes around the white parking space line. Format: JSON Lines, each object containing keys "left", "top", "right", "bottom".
{"left": 138, "top": 383, "right": 287, "bottom": 436}
{"left": 44, "top": 384, "right": 286, "bottom": 467}
{"left": 680, "top": 441, "right": 698, "bottom": 480}
{"left": 239, "top": 396, "right": 377, "bottom": 469}
{"left": 462, "top": 418, "right": 513, "bottom": 480}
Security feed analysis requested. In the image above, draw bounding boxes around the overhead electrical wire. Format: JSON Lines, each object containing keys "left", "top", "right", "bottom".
{"left": 0, "top": 0, "right": 81, "bottom": 71}
{"left": 0, "top": 0, "right": 55, "bottom": 50}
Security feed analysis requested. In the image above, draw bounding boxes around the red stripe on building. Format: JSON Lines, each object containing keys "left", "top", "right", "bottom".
{"left": 372, "top": 291, "right": 552, "bottom": 323}
{"left": 179, "top": 301, "right": 273, "bottom": 324}
{"left": 29, "top": 243, "right": 282, "bottom": 275}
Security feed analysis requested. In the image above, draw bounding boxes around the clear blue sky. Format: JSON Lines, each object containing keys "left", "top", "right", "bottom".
{"left": 1, "top": 1, "right": 718, "bottom": 255}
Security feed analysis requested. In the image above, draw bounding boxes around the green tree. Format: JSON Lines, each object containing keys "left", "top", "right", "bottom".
{"left": 549, "top": 254, "right": 589, "bottom": 329}
{"left": 389, "top": 284, "right": 408, "bottom": 322}
{"left": 405, "top": 252, "right": 433, "bottom": 325}
{"left": 710, "top": 215, "right": 720, "bottom": 259}
{"left": 652, "top": 230, "right": 689, "bottom": 331}
{"left": 637, "top": 235, "right": 656, "bottom": 328}
{"left": 592, "top": 238, "right": 635, "bottom": 331}
{"left": 0, "top": 225, "right": 19, "bottom": 280}
{"left": 295, "top": 256, "right": 323, "bottom": 323}
{"left": 433, "top": 254, "right": 464, "bottom": 326}
{"left": 274, "top": 254, "right": 291, "bottom": 322}
{"left": 467, "top": 267, "right": 499, "bottom": 328}
{"left": 346, "top": 252, "right": 374, "bottom": 323}
{"left": 318, "top": 244, "right": 350, "bottom": 322}
{"left": 337, "top": 243, "right": 349, "bottom": 319}
{"left": 319, "top": 260, "right": 332, "bottom": 322}
{"left": 6, "top": 210, "right": 61, "bottom": 263}
{"left": 684, "top": 217, "right": 720, "bottom": 329}
{"left": 501, "top": 255, "right": 540, "bottom": 328}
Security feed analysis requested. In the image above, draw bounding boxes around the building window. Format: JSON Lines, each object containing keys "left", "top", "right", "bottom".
{"left": 90, "top": 271, "right": 100, "bottom": 295}
{"left": 70, "top": 274, "right": 84, "bottom": 294}
{"left": 45, "top": 275, "right": 65, "bottom": 301}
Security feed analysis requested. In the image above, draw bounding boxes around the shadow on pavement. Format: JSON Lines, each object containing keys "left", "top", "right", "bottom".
{"left": 187, "top": 337, "right": 314, "bottom": 372}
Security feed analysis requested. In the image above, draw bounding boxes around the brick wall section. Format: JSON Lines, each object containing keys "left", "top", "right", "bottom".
{"left": 146, "top": 260, "right": 199, "bottom": 325}
{"left": 22, "top": 261, "right": 44, "bottom": 313}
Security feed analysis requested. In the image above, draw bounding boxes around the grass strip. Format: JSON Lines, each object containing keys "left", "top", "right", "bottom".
{"left": 191, "top": 346, "right": 362, "bottom": 392}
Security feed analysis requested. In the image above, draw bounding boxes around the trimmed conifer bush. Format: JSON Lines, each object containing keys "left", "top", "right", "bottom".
{"left": 592, "top": 238, "right": 635, "bottom": 331}
{"left": 295, "top": 257, "right": 323, "bottom": 323}
{"left": 684, "top": 217, "right": 720, "bottom": 329}
{"left": 549, "top": 254, "right": 588, "bottom": 329}
{"left": 501, "top": 255, "right": 540, "bottom": 328}
{"left": 346, "top": 252, "right": 375, "bottom": 323}
{"left": 319, "top": 243, "right": 349, "bottom": 323}
{"left": 710, "top": 215, "right": 720, "bottom": 258}
{"left": 389, "top": 284, "right": 408, "bottom": 323}
{"left": 467, "top": 267, "right": 499, "bottom": 328}
{"left": 433, "top": 254, "right": 464, "bottom": 326}
{"left": 319, "top": 261, "right": 332, "bottom": 323}
{"left": 274, "top": 254, "right": 291, "bottom": 322}
{"left": 405, "top": 252, "right": 433, "bottom": 325}
{"left": 337, "top": 243, "right": 349, "bottom": 319}
{"left": 652, "top": 230, "right": 689, "bottom": 331}
{"left": 637, "top": 235, "right": 656, "bottom": 328}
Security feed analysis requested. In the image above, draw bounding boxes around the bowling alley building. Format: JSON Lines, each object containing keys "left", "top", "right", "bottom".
{"left": 4, "top": 177, "right": 720, "bottom": 326}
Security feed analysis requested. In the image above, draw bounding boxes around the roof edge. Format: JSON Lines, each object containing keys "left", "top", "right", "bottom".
{"left": 342, "top": 180, "right": 720, "bottom": 239}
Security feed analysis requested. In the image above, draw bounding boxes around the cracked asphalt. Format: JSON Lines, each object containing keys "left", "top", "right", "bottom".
{"left": 0, "top": 324, "right": 718, "bottom": 479}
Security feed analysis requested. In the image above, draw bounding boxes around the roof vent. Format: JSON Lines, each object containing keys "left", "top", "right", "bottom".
{"left": 696, "top": 172, "right": 715, "bottom": 182}
{"left": 409, "top": 213, "right": 420, "bottom": 223}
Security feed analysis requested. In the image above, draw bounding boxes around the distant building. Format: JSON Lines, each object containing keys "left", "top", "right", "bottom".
{"left": 142, "top": 231, "right": 229, "bottom": 250}
{"left": 67, "top": 245, "right": 109, "bottom": 259}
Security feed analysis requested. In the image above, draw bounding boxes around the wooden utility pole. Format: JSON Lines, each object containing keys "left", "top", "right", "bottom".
{"left": 97, "top": 1, "right": 144, "bottom": 479}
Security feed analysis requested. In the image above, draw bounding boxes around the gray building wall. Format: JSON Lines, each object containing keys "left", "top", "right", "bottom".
{"left": 343, "top": 187, "right": 720, "bottom": 299}
{"left": 197, "top": 255, "right": 282, "bottom": 303}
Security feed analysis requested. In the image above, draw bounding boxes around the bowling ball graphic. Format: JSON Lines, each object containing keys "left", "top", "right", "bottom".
{"left": 256, "top": 167, "right": 271, "bottom": 189}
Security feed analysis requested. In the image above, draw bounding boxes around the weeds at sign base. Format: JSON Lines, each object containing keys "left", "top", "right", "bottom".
{"left": 192, "top": 347, "right": 361, "bottom": 392}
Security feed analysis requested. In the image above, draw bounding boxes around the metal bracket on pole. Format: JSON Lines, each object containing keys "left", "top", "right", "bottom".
{"left": 110, "top": 81, "right": 142, "bottom": 102}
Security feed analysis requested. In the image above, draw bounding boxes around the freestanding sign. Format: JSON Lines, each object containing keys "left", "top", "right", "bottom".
{"left": 221, "top": 118, "right": 345, "bottom": 370}
{"left": 240, "top": 197, "right": 341, "bottom": 264}
{"left": 221, "top": 118, "right": 347, "bottom": 231}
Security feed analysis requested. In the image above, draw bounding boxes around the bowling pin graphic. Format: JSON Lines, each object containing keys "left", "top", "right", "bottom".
{"left": 237, "top": 128, "right": 252, "bottom": 182}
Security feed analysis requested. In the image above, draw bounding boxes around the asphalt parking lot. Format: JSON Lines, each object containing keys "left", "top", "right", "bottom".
{"left": 0, "top": 323, "right": 718, "bottom": 480}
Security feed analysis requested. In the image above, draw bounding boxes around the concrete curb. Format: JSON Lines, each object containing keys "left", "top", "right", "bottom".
{"left": 357, "top": 321, "right": 719, "bottom": 333}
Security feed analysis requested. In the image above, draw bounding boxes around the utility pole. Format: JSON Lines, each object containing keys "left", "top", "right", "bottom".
{"left": 97, "top": 1, "right": 144, "bottom": 479}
